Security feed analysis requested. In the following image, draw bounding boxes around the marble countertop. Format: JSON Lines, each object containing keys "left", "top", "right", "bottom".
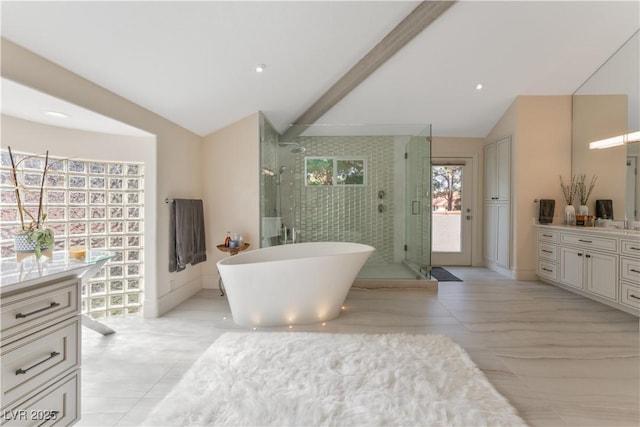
{"left": 536, "top": 223, "right": 640, "bottom": 238}
{"left": 0, "top": 250, "right": 114, "bottom": 293}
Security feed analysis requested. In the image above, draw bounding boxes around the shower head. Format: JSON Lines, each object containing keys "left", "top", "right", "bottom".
{"left": 279, "top": 141, "right": 306, "bottom": 153}
{"left": 278, "top": 166, "right": 287, "bottom": 174}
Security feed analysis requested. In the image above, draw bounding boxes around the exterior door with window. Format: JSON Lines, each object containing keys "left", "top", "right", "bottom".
{"left": 431, "top": 158, "right": 473, "bottom": 266}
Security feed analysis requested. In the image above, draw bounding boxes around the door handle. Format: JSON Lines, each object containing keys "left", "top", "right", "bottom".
{"left": 412, "top": 201, "right": 420, "bottom": 215}
{"left": 466, "top": 215, "right": 472, "bottom": 220}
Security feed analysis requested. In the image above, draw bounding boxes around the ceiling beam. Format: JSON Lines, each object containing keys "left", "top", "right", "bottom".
{"left": 280, "top": 1, "right": 456, "bottom": 141}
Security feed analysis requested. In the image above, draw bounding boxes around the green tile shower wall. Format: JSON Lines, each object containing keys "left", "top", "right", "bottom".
{"left": 294, "top": 136, "right": 395, "bottom": 264}
{"left": 260, "top": 116, "right": 279, "bottom": 219}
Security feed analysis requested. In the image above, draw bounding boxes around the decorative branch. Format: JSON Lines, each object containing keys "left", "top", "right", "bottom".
{"left": 559, "top": 174, "right": 577, "bottom": 205}
{"left": 7, "top": 146, "right": 25, "bottom": 230}
{"left": 36, "top": 150, "right": 49, "bottom": 226}
{"left": 576, "top": 174, "right": 597, "bottom": 205}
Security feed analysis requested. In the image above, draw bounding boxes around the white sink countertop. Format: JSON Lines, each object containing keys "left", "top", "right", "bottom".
{"left": 536, "top": 223, "right": 640, "bottom": 238}
{"left": 0, "top": 250, "right": 114, "bottom": 293}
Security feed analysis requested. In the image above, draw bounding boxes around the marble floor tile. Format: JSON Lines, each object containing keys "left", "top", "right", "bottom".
{"left": 500, "top": 356, "right": 640, "bottom": 426}
{"left": 76, "top": 397, "right": 140, "bottom": 427}
{"left": 485, "top": 371, "right": 568, "bottom": 427}
{"left": 79, "top": 267, "right": 639, "bottom": 426}
{"left": 114, "top": 399, "right": 162, "bottom": 427}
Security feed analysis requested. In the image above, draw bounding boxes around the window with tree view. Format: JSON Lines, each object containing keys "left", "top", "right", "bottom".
{"left": 305, "top": 157, "right": 366, "bottom": 186}
{"left": 432, "top": 165, "right": 462, "bottom": 253}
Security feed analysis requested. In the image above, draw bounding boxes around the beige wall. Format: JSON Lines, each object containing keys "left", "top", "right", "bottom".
{"left": 201, "top": 114, "right": 260, "bottom": 288}
{"left": 514, "top": 96, "right": 572, "bottom": 278}
{"left": 485, "top": 96, "right": 572, "bottom": 279}
{"left": 1, "top": 39, "right": 204, "bottom": 317}
{"left": 572, "top": 95, "right": 627, "bottom": 217}
{"left": 431, "top": 136, "right": 485, "bottom": 266}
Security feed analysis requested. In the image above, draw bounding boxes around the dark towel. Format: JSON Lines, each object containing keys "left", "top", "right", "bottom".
{"left": 169, "top": 199, "right": 207, "bottom": 272}
{"left": 538, "top": 199, "right": 555, "bottom": 224}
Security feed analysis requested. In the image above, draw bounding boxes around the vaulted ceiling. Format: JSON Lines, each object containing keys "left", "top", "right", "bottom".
{"left": 1, "top": 1, "right": 638, "bottom": 138}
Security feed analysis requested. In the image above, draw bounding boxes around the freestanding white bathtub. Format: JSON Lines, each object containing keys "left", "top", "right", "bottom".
{"left": 217, "top": 242, "right": 374, "bottom": 327}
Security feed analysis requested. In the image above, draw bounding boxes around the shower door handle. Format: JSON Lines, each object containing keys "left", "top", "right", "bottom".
{"left": 412, "top": 201, "right": 421, "bottom": 215}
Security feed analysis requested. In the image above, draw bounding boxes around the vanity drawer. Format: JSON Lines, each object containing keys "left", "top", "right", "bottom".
{"left": 538, "top": 243, "right": 558, "bottom": 262}
{"left": 538, "top": 260, "right": 558, "bottom": 281}
{"left": 1, "top": 370, "right": 79, "bottom": 427}
{"left": 538, "top": 230, "right": 558, "bottom": 242}
{"left": 1, "top": 279, "right": 79, "bottom": 345}
{"left": 1, "top": 318, "right": 79, "bottom": 409}
{"left": 560, "top": 233, "right": 617, "bottom": 252}
{"left": 621, "top": 239, "right": 640, "bottom": 258}
{"left": 620, "top": 257, "right": 640, "bottom": 283}
{"left": 620, "top": 281, "right": 640, "bottom": 310}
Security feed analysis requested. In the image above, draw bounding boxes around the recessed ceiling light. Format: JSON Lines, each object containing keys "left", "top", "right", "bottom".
{"left": 475, "top": 83, "right": 484, "bottom": 91}
{"left": 256, "top": 64, "right": 266, "bottom": 73}
{"left": 43, "top": 111, "right": 70, "bottom": 119}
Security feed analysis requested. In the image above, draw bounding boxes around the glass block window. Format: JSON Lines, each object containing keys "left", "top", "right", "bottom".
{"left": 0, "top": 150, "right": 145, "bottom": 319}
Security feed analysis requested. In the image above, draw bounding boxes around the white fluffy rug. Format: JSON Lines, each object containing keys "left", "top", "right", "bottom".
{"left": 143, "top": 332, "right": 527, "bottom": 427}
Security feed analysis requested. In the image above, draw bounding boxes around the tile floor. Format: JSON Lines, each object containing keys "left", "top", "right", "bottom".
{"left": 78, "top": 267, "right": 639, "bottom": 426}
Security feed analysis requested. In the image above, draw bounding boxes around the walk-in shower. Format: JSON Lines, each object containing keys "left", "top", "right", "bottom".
{"left": 260, "top": 113, "right": 432, "bottom": 280}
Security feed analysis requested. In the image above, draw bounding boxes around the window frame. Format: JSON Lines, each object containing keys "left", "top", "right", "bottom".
{"left": 304, "top": 156, "right": 367, "bottom": 187}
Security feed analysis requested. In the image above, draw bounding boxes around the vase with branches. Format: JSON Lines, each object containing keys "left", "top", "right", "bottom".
{"left": 576, "top": 174, "right": 597, "bottom": 215}
{"left": 560, "top": 175, "right": 578, "bottom": 225}
{"left": 8, "top": 146, "right": 56, "bottom": 258}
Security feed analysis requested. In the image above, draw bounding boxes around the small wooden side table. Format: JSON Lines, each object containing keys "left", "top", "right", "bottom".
{"left": 216, "top": 243, "right": 250, "bottom": 296}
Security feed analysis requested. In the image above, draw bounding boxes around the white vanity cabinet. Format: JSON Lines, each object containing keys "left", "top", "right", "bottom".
{"left": 0, "top": 251, "right": 113, "bottom": 426}
{"left": 1, "top": 277, "right": 81, "bottom": 426}
{"left": 536, "top": 225, "right": 639, "bottom": 316}
{"left": 620, "top": 238, "right": 640, "bottom": 310}
{"left": 559, "top": 242, "right": 618, "bottom": 301}
{"left": 537, "top": 229, "right": 559, "bottom": 281}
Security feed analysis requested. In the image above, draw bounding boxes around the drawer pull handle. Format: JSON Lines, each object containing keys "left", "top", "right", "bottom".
{"left": 585, "top": 254, "right": 591, "bottom": 258}
{"left": 542, "top": 268, "right": 553, "bottom": 272}
{"left": 578, "top": 253, "right": 583, "bottom": 257}
{"left": 630, "top": 294, "right": 640, "bottom": 301}
{"left": 15, "top": 351, "right": 60, "bottom": 375}
{"left": 543, "top": 234, "right": 553, "bottom": 238}
{"left": 578, "top": 239, "right": 593, "bottom": 243}
{"left": 15, "top": 302, "right": 60, "bottom": 319}
{"left": 542, "top": 249, "right": 553, "bottom": 253}
{"left": 630, "top": 269, "right": 640, "bottom": 274}
{"left": 630, "top": 247, "right": 640, "bottom": 251}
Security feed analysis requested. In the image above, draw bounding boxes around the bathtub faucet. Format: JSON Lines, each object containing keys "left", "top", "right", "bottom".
{"left": 280, "top": 226, "right": 300, "bottom": 244}
{"left": 280, "top": 226, "right": 289, "bottom": 244}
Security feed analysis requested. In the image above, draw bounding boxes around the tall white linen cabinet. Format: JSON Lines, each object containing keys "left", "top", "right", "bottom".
{"left": 484, "top": 137, "right": 511, "bottom": 269}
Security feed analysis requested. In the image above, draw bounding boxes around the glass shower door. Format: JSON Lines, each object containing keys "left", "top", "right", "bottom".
{"left": 404, "top": 134, "right": 432, "bottom": 277}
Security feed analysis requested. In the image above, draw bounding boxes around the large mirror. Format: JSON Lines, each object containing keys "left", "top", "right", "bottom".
{"left": 572, "top": 30, "right": 639, "bottom": 221}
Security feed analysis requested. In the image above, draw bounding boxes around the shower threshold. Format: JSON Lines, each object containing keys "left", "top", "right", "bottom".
{"left": 354, "top": 262, "right": 437, "bottom": 291}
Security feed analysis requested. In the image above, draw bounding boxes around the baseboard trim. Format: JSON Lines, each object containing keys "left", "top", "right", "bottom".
{"left": 145, "top": 276, "right": 203, "bottom": 318}
{"left": 512, "top": 269, "right": 538, "bottom": 281}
